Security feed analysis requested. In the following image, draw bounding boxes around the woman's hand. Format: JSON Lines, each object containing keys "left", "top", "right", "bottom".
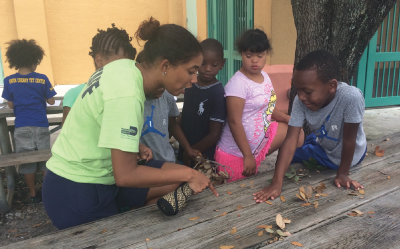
{"left": 253, "top": 181, "right": 282, "bottom": 202}
{"left": 138, "top": 143, "right": 153, "bottom": 162}
{"left": 334, "top": 173, "right": 363, "bottom": 190}
{"left": 188, "top": 170, "right": 219, "bottom": 196}
{"left": 242, "top": 155, "right": 257, "bottom": 177}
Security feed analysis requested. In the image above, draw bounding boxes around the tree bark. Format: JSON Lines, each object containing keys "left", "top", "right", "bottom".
{"left": 288, "top": 0, "right": 398, "bottom": 119}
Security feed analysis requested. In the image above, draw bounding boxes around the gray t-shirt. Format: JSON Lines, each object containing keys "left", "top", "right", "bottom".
{"left": 140, "top": 91, "right": 180, "bottom": 162}
{"left": 289, "top": 82, "right": 367, "bottom": 166}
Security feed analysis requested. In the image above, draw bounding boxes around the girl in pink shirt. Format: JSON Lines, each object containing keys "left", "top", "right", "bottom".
{"left": 216, "top": 29, "right": 304, "bottom": 182}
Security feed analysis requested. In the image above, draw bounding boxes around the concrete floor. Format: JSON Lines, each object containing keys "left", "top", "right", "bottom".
{"left": 363, "top": 106, "right": 400, "bottom": 140}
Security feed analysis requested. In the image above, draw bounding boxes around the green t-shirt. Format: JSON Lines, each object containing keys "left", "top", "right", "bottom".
{"left": 63, "top": 84, "right": 86, "bottom": 108}
{"left": 47, "top": 59, "right": 145, "bottom": 185}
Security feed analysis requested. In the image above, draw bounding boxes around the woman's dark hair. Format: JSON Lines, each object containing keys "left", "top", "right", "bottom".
{"left": 296, "top": 49, "right": 340, "bottom": 83}
{"left": 134, "top": 17, "right": 202, "bottom": 66}
{"left": 5, "top": 39, "right": 45, "bottom": 70}
{"left": 236, "top": 29, "right": 272, "bottom": 54}
{"left": 89, "top": 24, "right": 137, "bottom": 60}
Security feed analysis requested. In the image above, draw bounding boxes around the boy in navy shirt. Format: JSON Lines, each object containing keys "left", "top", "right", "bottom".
{"left": 2, "top": 39, "right": 56, "bottom": 203}
{"left": 178, "top": 39, "right": 226, "bottom": 166}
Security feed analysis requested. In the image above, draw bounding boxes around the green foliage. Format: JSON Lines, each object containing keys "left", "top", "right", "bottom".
{"left": 303, "top": 157, "right": 326, "bottom": 171}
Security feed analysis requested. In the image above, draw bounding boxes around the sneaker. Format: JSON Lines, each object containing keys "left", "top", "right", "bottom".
{"left": 31, "top": 192, "right": 42, "bottom": 203}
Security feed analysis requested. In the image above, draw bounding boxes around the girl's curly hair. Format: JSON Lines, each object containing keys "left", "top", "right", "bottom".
{"left": 5, "top": 39, "right": 45, "bottom": 70}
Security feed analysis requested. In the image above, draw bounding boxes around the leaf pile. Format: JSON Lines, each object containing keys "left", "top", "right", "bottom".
{"left": 296, "top": 183, "right": 328, "bottom": 208}
{"left": 194, "top": 156, "right": 231, "bottom": 184}
{"left": 256, "top": 214, "right": 294, "bottom": 245}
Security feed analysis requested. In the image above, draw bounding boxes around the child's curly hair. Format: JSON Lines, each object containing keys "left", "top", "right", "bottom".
{"left": 5, "top": 39, "right": 45, "bottom": 70}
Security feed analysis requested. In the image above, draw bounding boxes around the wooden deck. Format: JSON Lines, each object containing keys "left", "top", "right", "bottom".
{"left": 3, "top": 133, "right": 400, "bottom": 249}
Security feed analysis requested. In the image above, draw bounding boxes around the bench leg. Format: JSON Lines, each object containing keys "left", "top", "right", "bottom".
{"left": 0, "top": 118, "right": 13, "bottom": 212}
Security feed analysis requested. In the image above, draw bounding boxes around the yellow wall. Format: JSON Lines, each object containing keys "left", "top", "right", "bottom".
{"left": 196, "top": 0, "right": 207, "bottom": 42}
{"left": 0, "top": 0, "right": 186, "bottom": 85}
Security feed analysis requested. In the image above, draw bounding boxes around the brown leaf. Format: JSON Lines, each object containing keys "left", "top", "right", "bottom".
{"left": 8, "top": 229, "right": 17, "bottom": 233}
{"left": 101, "top": 228, "right": 107, "bottom": 234}
{"left": 276, "top": 213, "right": 285, "bottom": 229}
{"left": 313, "top": 201, "right": 319, "bottom": 209}
{"left": 280, "top": 195, "right": 286, "bottom": 202}
{"left": 227, "top": 191, "right": 233, "bottom": 195}
{"left": 236, "top": 205, "right": 243, "bottom": 211}
{"left": 219, "top": 212, "right": 228, "bottom": 217}
{"left": 250, "top": 181, "right": 254, "bottom": 184}
{"left": 230, "top": 227, "right": 237, "bottom": 235}
{"left": 240, "top": 184, "right": 246, "bottom": 188}
{"left": 299, "top": 187, "right": 306, "bottom": 194}
{"left": 319, "top": 193, "right": 329, "bottom": 196}
{"left": 301, "top": 203, "right": 311, "bottom": 206}
{"left": 265, "top": 201, "right": 273, "bottom": 205}
{"left": 348, "top": 192, "right": 358, "bottom": 196}
{"left": 291, "top": 241, "right": 304, "bottom": 247}
{"left": 306, "top": 186, "right": 313, "bottom": 198}
{"left": 374, "top": 146, "right": 385, "bottom": 157}
{"left": 388, "top": 176, "right": 391, "bottom": 179}
{"left": 14, "top": 233, "right": 28, "bottom": 237}
{"left": 351, "top": 209, "right": 364, "bottom": 216}
{"left": 258, "top": 230, "right": 264, "bottom": 237}
{"left": 220, "top": 246, "right": 235, "bottom": 249}
{"left": 359, "top": 189, "right": 365, "bottom": 195}
{"left": 235, "top": 236, "right": 241, "bottom": 239}
{"left": 189, "top": 216, "right": 200, "bottom": 220}
{"left": 315, "top": 182, "right": 326, "bottom": 193}
{"left": 284, "top": 231, "right": 292, "bottom": 236}
{"left": 283, "top": 218, "right": 291, "bottom": 224}
{"left": 296, "top": 193, "right": 305, "bottom": 201}
{"left": 257, "top": 225, "right": 268, "bottom": 228}
{"left": 367, "top": 211, "right": 375, "bottom": 214}
{"left": 250, "top": 185, "right": 255, "bottom": 188}
{"left": 145, "top": 238, "right": 150, "bottom": 242}
{"left": 299, "top": 191, "right": 307, "bottom": 200}
{"left": 347, "top": 212, "right": 358, "bottom": 217}
{"left": 32, "top": 223, "right": 43, "bottom": 228}
{"left": 237, "top": 214, "right": 241, "bottom": 217}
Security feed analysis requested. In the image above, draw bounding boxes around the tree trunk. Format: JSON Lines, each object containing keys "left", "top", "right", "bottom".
{"left": 288, "top": 0, "right": 397, "bottom": 134}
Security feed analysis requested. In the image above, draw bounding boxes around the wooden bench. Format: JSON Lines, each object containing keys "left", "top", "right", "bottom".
{"left": 4, "top": 134, "right": 400, "bottom": 248}
{"left": 0, "top": 149, "right": 52, "bottom": 213}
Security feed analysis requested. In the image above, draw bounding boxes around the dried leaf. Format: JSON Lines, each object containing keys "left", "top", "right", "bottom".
{"left": 348, "top": 192, "right": 358, "bottom": 196}
{"left": 257, "top": 225, "right": 270, "bottom": 228}
{"left": 374, "top": 146, "right": 385, "bottom": 157}
{"left": 359, "top": 189, "right": 365, "bottom": 195}
{"left": 347, "top": 212, "right": 358, "bottom": 217}
{"left": 235, "top": 236, "right": 241, "bottom": 239}
{"left": 250, "top": 185, "right": 255, "bottom": 188}
{"left": 258, "top": 230, "right": 264, "bottom": 236}
{"left": 299, "top": 187, "right": 306, "bottom": 194}
{"left": 276, "top": 213, "right": 285, "bottom": 229}
{"left": 296, "top": 193, "right": 305, "bottom": 201}
{"left": 145, "top": 238, "right": 150, "bottom": 242}
{"left": 313, "top": 201, "right": 319, "bottom": 209}
{"left": 388, "top": 176, "right": 391, "bottom": 179}
{"left": 31, "top": 223, "right": 42, "bottom": 228}
{"left": 283, "top": 218, "right": 291, "bottom": 224}
{"left": 219, "top": 212, "right": 228, "bottom": 217}
{"left": 189, "top": 216, "right": 200, "bottom": 220}
{"left": 359, "top": 197, "right": 365, "bottom": 199}
{"left": 265, "top": 201, "right": 273, "bottom": 205}
{"left": 315, "top": 182, "right": 326, "bottom": 193}
{"left": 250, "top": 181, "right": 254, "bottom": 184}
{"left": 100, "top": 228, "right": 107, "bottom": 234}
{"left": 351, "top": 209, "right": 364, "bottom": 216}
{"left": 266, "top": 228, "right": 275, "bottom": 233}
{"left": 291, "top": 241, "right": 304, "bottom": 247}
{"left": 280, "top": 195, "right": 286, "bottom": 202}
{"left": 276, "top": 230, "right": 287, "bottom": 237}
{"left": 284, "top": 231, "right": 292, "bottom": 236}
{"left": 240, "top": 184, "right": 246, "bottom": 188}
{"left": 227, "top": 191, "right": 233, "bottom": 195}
{"left": 236, "top": 205, "right": 243, "bottom": 211}
{"left": 367, "top": 211, "right": 375, "bottom": 214}
{"left": 301, "top": 203, "right": 312, "bottom": 206}
{"left": 319, "top": 193, "right": 329, "bottom": 196}
{"left": 220, "top": 246, "right": 235, "bottom": 249}
{"left": 237, "top": 214, "right": 241, "bottom": 217}
{"left": 300, "top": 191, "right": 307, "bottom": 200}
{"left": 306, "top": 186, "right": 313, "bottom": 198}
{"left": 230, "top": 227, "right": 237, "bottom": 235}
{"left": 8, "top": 229, "right": 17, "bottom": 233}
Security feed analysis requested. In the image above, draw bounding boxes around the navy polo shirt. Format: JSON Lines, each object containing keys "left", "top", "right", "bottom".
{"left": 2, "top": 72, "right": 57, "bottom": 128}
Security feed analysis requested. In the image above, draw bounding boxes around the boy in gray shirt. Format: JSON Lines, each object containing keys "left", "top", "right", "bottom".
{"left": 140, "top": 90, "right": 199, "bottom": 162}
{"left": 253, "top": 50, "right": 367, "bottom": 202}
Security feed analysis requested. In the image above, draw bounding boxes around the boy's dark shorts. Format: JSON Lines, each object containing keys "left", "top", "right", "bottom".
{"left": 42, "top": 160, "right": 164, "bottom": 230}
{"left": 14, "top": 126, "right": 50, "bottom": 174}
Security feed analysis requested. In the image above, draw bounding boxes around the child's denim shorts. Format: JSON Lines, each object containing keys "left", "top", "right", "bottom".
{"left": 14, "top": 126, "right": 50, "bottom": 174}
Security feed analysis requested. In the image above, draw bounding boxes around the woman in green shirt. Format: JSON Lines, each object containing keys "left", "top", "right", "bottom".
{"left": 43, "top": 17, "right": 218, "bottom": 229}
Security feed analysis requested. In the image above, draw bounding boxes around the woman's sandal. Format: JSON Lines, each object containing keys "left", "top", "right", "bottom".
{"left": 157, "top": 183, "right": 194, "bottom": 216}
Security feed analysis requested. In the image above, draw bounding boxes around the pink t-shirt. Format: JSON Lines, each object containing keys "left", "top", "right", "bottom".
{"left": 217, "top": 70, "right": 276, "bottom": 158}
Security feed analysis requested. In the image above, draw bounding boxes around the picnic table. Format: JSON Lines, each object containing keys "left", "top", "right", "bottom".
{"left": 0, "top": 97, "right": 63, "bottom": 213}
{"left": 4, "top": 133, "right": 400, "bottom": 249}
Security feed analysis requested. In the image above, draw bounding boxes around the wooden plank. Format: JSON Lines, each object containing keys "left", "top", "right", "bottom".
{"left": 5, "top": 147, "right": 400, "bottom": 249}
{"left": 0, "top": 149, "right": 52, "bottom": 168}
{"left": 264, "top": 189, "right": 400, "bottom": 249}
